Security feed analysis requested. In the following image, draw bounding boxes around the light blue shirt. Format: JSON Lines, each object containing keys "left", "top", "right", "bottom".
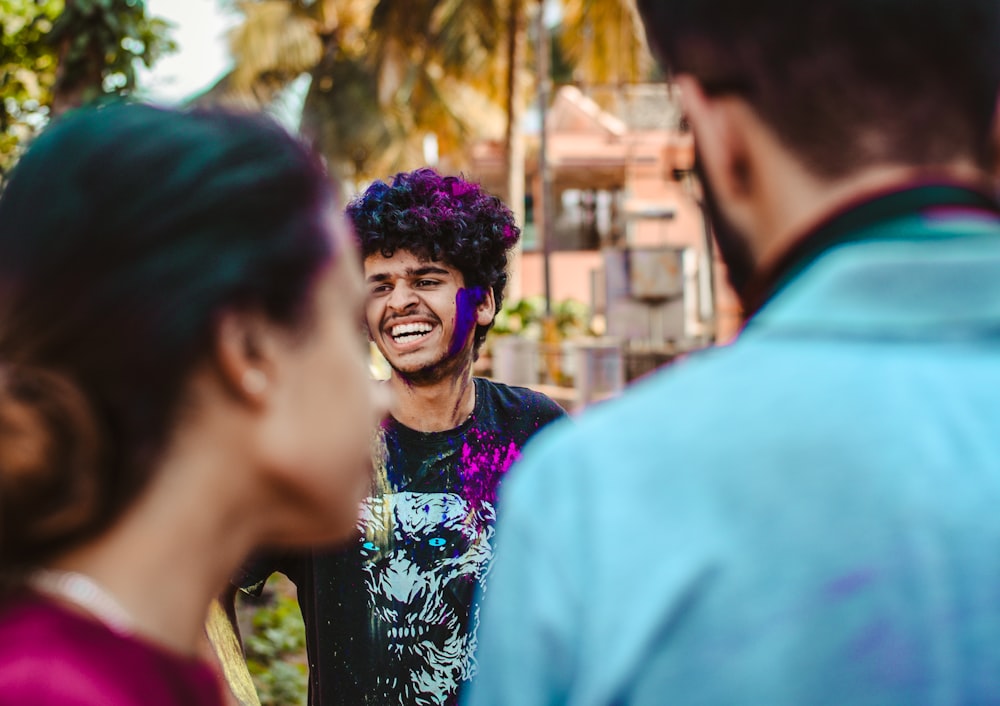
{"left": 465, "top": 196, "right": 1000, "bottom": 705}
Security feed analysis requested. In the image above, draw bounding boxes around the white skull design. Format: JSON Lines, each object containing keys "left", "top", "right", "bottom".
{"left": 358, "top": 492, "right": 495, "bottom": 705}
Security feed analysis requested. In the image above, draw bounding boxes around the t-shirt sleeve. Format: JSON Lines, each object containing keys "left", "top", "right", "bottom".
{"left": 523, "top": 388, "right": 570, "bottom": 437}
{"left": 538, "top": 393, "right": 569, "bottom": 425}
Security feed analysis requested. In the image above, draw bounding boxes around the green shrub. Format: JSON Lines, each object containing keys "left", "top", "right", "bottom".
{"left": 243, "top": 592, "right": 308, "bottom": 706}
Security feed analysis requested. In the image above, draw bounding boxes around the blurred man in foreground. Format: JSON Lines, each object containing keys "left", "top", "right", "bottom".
{"left": 465, "top": 0, "right": 1000, "bottom": 704}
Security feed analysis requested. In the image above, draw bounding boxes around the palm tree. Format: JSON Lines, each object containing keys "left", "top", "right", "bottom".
{"left": 1, "top": 0, "right": 173, "bottom": 180}
{"left": 306, "top": 0, "right": 509, "bottom": 181}
{"left": 203, "top": 0, "right": 651, "bottom": 186}
{"left": 201, "top": 0, "right": 507, "bottom": 183}
{"left": 557, "top": 0, "right": 654, "bottom": 106}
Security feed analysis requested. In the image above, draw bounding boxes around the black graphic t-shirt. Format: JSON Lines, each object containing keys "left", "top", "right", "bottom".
{"left": 239, "top": 378, "right": 566, "bottom": 706}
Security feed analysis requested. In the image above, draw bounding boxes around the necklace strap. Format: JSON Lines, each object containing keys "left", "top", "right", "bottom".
{"left": 28, "top": 569, "right": 136, "bottom": 636}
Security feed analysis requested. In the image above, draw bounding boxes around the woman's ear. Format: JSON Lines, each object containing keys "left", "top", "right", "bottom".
{"left": 476, "top": 288, "right": 497, "bottom": 327}
{"left": 213, "top": 310, "right": 278, "bottom": 407}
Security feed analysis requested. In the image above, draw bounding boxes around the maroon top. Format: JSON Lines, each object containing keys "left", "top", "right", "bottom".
{"left": 0, "top": 591, "right": 223, "bottom": 706}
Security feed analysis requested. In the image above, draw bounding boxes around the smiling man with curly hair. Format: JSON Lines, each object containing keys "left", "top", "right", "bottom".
{"left": 351, "top": 168, "right": 520, "bottom": 387}
{"left": 237, "top": 168, "right": 565, "bottom": 706}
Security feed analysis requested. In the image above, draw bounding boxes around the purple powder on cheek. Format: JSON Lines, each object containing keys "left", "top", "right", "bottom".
{"left": 448, "top": 286, "right": 484, "bottom": 357}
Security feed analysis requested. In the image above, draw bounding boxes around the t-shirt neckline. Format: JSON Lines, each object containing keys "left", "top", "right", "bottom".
{"left": 385, "top": 377, "right": 485, "bottom": 444}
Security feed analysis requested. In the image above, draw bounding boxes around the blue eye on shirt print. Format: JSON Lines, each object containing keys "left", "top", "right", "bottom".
{"left": 359, "top": 531, "right": 471, "bottom": 570}
{"left": 361, "top": 535, "right": 447, "bottom": 552}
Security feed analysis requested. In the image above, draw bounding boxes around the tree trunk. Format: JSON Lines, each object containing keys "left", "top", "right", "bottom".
{"left": 503, "top": 0, "right": 527, "bottom": 301}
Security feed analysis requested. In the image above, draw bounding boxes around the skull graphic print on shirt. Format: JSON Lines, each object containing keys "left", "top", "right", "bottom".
{"left": 359, "top": 492, "right": 496, "bottom": 705}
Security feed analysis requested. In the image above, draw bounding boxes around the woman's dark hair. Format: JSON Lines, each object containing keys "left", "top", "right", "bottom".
{"left": 346, "top": 168, "right": 520, "bottom": 354}
{"left": 0, "top": 103, "right": 336, "bottom": 577}
{"left": 636, "top": 0, "right": 1000, "bottom": 177}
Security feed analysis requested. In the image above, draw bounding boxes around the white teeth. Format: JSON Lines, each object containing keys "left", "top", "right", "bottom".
{"left": 388, "top": 626, "right": 423, "bottom": 639}
{"left": 391, "top": 322, "right": 433, "bottom": 339}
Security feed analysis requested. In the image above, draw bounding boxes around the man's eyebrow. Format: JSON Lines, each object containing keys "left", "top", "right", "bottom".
{"left": 366, "top": 265, "right": 451, "bottom": 283}
{"left": 409, "top": 266, "right": 451, "bottom": 278}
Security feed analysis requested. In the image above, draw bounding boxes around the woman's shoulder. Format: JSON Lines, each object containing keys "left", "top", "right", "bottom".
{"left": 0, "top": 593, "right": 221, "bottom": 706}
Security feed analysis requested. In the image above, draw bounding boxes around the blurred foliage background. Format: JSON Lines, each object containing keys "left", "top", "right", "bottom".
{"left": 241, "top": 589, "right": 309, "bottom": 706}
{"left": 0, "top": 0, "right": 174, "bottom": 179}
{"left": 1, "top": 0, "right": 654, "bottom": 186}
{"left": 204, "top": 0, "right": 652, "bottom": 183}
{"left": 493, "top": 296, "right": 591, "bottom": 340}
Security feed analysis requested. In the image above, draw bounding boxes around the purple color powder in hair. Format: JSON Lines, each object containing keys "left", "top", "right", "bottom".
{"left": 448, "top": 287, "right": 485, "bottom": 357}
{"left": 451, "top": 180, "right": 478, "bottom": 198}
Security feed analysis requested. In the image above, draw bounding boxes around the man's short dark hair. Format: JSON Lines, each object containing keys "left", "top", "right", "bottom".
{"left": 347, "top": 168, "right": 520, "bottom": 353}
{"left": 636, "top": 0, "right": 1000, "bottom": 177}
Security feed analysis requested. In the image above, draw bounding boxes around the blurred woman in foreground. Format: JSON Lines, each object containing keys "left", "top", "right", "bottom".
{"left": 0, "top": 104, "right": 386, "bottom": 705}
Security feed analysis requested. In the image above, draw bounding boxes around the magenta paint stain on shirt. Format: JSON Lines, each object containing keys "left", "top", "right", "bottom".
{"left": 448, "top": 286, "right": 485, "bottom": 357}
{"left": 458, "top": 431, "right": 520, "bottom": 507}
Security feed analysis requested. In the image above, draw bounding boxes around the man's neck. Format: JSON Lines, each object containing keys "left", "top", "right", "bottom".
{"left": 388, "top": 368, "right": 477, "bottom": 433}
{"left": 752, "top": 160, "right": 987, "bottom": 274}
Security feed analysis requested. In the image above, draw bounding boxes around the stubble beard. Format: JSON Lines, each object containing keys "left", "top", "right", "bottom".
{"left": 694, "top": 155, "right": 757, "bottom": 305}
{"left": 389, "top": 340, "right": 475, "bottom": 387}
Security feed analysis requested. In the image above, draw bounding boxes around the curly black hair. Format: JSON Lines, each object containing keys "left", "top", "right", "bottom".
{"left": 346, "top": 167, "right": 520, "bottom": 353}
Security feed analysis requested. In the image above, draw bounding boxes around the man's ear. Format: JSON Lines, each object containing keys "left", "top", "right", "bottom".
{"left": 214, "top": 310, "right": 279, "bottom": 407}
{"left": 475, "top": 288, "right": 496, "bottom": 327}
{"left": 675, "top": 74, "right": 755, "bottom": 201}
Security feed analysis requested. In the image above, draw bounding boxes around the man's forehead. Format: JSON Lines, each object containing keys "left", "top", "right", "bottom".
{"left": 363, "top": 249, "right": 458, "bottom": 277}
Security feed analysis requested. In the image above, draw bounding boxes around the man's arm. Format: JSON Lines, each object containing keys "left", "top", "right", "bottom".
{"left": 205, "top": 597, "right": 261, "bottom": 706}
{"left": 204, "top": 555, "right": 285, "bottom": 706}
{"left": 219, "top": 583, "right": 243, "bottom": 645}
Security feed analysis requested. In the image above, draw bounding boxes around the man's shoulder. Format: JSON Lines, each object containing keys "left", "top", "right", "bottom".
{"left": 504, "top": 339, "right": 816, "bottom": 478}
{"left": 475, "top": 377, "right": 568, "bottom": 424}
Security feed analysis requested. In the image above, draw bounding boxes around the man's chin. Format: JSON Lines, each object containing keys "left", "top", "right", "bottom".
{"left": 389, "top": 358, "right": 454, "bottom": 386}
{"left": 388, "top": 348, "right": 474, "bottom": 386}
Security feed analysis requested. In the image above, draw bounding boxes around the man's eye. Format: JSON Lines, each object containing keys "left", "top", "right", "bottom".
{"left": 371, "top": 285, "right": 390, "bottom": 294}
{"left": 416, "top": 279, "right": 439, "bottom": 287}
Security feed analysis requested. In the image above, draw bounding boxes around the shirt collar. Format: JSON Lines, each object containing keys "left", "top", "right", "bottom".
{"left": 741, "top": 180, "right": 1000, "bottom": 322}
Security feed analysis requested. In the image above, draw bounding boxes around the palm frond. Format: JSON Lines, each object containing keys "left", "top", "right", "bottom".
{"left": 229, "top": 1, "right": 322, "bottom": 92}
{"left": 560, "top": 0, "right": 652, "bottom": 86}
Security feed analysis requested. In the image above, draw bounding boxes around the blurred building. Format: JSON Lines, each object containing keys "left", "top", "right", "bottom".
{"left": 469, "top": 82, "right": 742, "bottom": 346}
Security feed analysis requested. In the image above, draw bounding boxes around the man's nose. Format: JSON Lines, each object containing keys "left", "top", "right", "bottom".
{"left": 386, "top": 283, "right": 418, "bottom": 311}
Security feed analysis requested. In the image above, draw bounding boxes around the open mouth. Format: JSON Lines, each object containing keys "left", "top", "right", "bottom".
{"left": 389, "top": 322, "right": 434, "bottom": 345}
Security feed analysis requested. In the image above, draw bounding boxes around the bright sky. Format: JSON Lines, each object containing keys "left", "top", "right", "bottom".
{"left": 138, "top": 0, "right": 239, "bottom": 104}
